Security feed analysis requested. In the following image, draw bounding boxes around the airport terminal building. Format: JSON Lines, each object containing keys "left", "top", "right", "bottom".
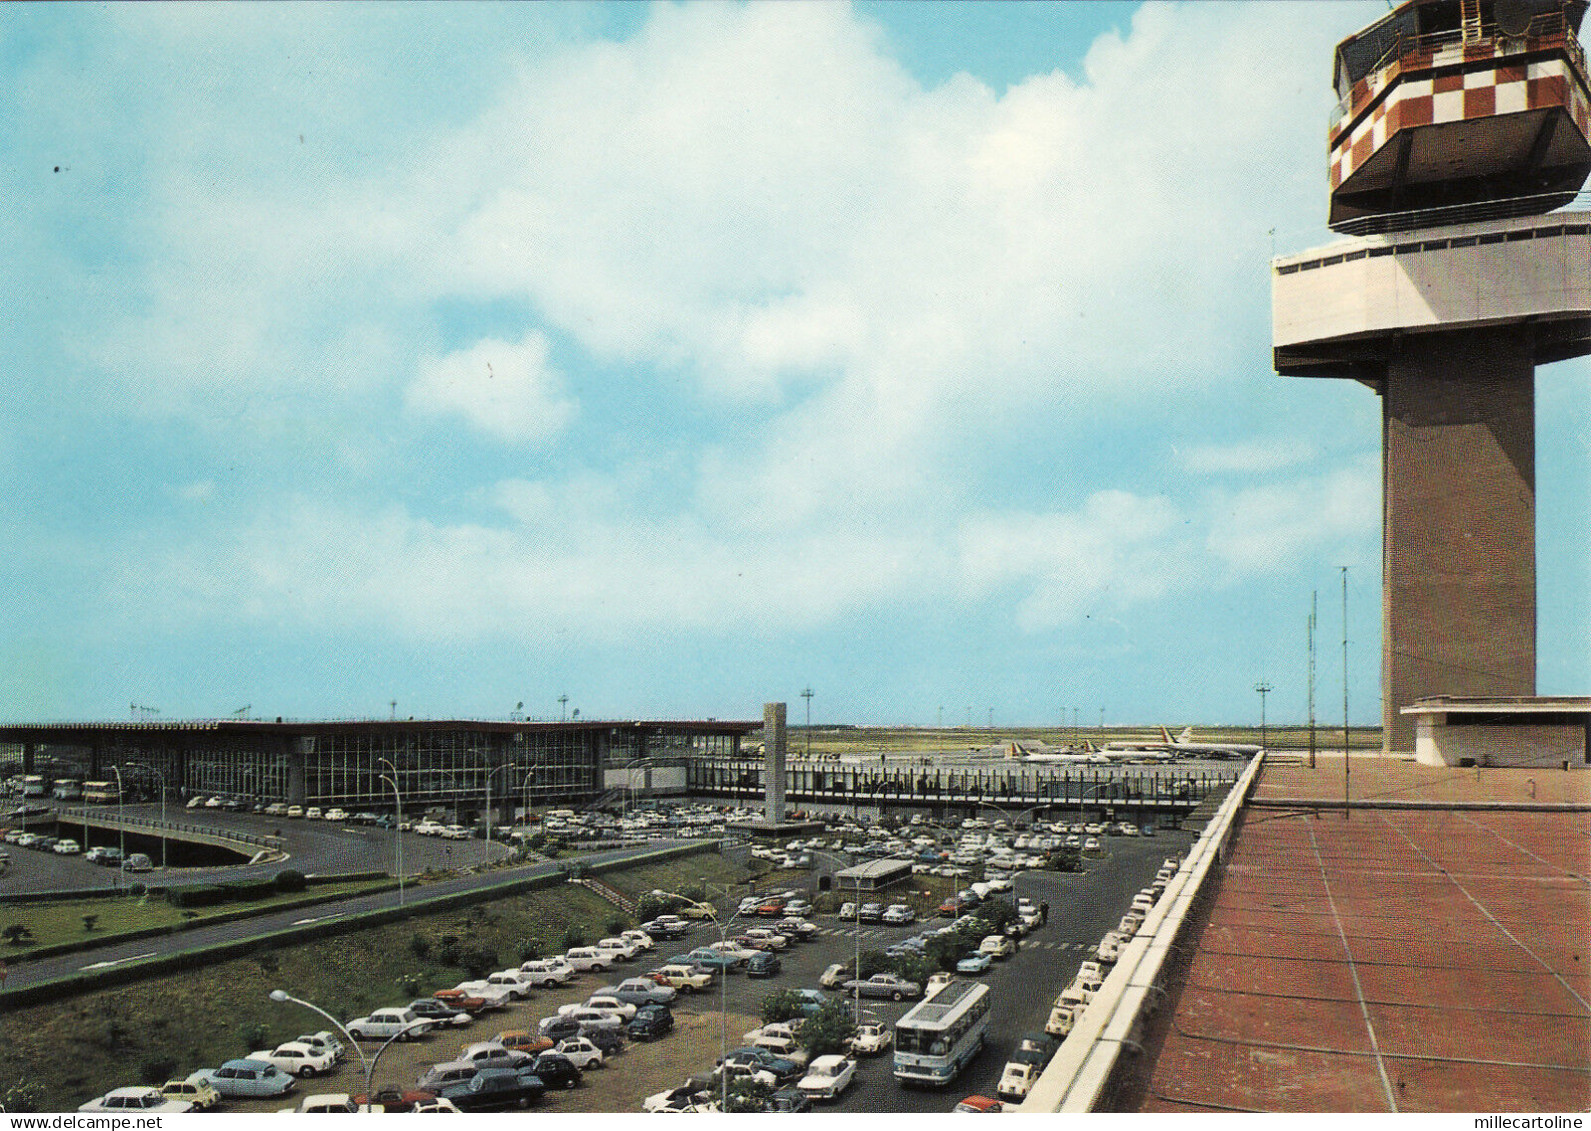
{"left": 0, "top": 718, "right": 757, "bottom": 818}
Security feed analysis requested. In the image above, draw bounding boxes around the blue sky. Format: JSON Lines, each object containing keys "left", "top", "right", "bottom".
{"left": 2, "top": 2, "right": 1586, "bottom": 728}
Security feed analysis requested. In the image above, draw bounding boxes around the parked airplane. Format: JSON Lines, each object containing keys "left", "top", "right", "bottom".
{"left": 1098, "top": 727, "right": 1262, "bottom": 760}
{"left": 999, "top": 741, "right": 1110, "bottom": 765}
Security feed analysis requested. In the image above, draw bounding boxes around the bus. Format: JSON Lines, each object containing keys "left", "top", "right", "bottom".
{"left": 21, "top": 775, "right": 48, "bottom": 798}
{"left": 893, "top": 979, "right": 992, "bottom": 1086}
{"left": 52, "top": 779, "right": 82, "bottom": 801}
{"left": 82, "top": 781, "right": 121, "bottom": 804}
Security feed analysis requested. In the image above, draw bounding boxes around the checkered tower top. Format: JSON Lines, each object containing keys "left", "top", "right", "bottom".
{"left": 1327, "top": 0, "right": 1591, "bottom": 233}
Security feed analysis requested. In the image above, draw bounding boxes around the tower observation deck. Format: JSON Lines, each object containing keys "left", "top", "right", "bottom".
{"left": 1273, "top": 0, "right": 1591, "bottom": 754}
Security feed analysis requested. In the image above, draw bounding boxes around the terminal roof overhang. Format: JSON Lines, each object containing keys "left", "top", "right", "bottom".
{"left": 0, "top": 718, "right": 761, "bottom": 744}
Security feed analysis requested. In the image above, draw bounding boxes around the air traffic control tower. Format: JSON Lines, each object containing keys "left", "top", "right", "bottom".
{"left": 1273, "top": 0, "right": 1591, "bottom": 753}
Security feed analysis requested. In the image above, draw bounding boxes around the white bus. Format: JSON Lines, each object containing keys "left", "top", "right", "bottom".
{"left": 21, "top": 775, "right": 48, "bottom": 798}
{"left": 52, "top": 779, "right": 82, "bottom": 801}
{"left": 82, "top": 781, "right": 121, "bottom": 804}
{"left": 892, "top": 979, "right": 992, "bottom": 1086}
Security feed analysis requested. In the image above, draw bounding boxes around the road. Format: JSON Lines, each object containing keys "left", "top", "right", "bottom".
{"left": 2, "top": 839, "right": 693, "bottom": 992}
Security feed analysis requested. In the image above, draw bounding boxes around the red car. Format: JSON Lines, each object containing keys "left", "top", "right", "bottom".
{"left": 954, "top": 1095, "right": 1004, "bottom": 1113}
{"left": 351, "top": 1087, "right": 437, "bottom": 1112}
{"left": 433, "top": 989, "right": 489, "bottom": 1013}
{"left": 755, "top": 899, "right": 787, "bottom": 918}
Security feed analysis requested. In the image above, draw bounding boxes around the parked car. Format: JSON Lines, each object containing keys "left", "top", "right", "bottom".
{"left": 121, "top": 853, "right": 154, "bottom": 872}
{"left": 768, "top": 1086, "right": 813, "bottom": 1112}
{"left": 620, "top": 928, "right": 656, "bottom": 951}
{"left": 596, "top": 936, "right": 639, "bottom": 961}
{"left": 79, "top": 1086, "right": 193, "bottom": 1113}
{"left": 577, "top": 993, "right": 637, "bottom": 1020}
{"left": 671, "top": 948, "right": 745, "bottom": 973}
{"left": 437, "top": 1068, "right": 546, "bottom": 1111}
{"left": 953, "top": 1095, "right": 1004, "bottom": 1112}
{"left": 84, "top": 846, "right": 121, "bottom": 866}
{"left": 650, "top": 963, "right": 714, "bottom": 992}
{"left": 350, "top": 1087, "right": 438, "bottom": 1113}
{"left": 52, "top": 838, "right": 81, "bottom": 855}
{"left": 849, "top": 1020, "right": 892, "bottom": 1056}
{"left": 746, "top": 952, "right": 783, "bottom": 978}
{"left": 553, "top": 1037, "right": 605, "bottom": 1070}
{"left": 819, "top": 962, "right": 854, "bottom": 988}
{"left": 415, "top": 1061, "right": 478, "bottom": 1093}
{"left": 558, "top": 1006, "right": 626, "bottom": 1032}
{"left": 643, "top": 1083, "right": 712, "bottom": 1113}
{"left": 188, "top": 1059, "right": 298, "bottom": 1099}
{"left": 979, "top": 934, "right": 1017, "bottom": 959}
{"left": 280, "top": 1093, "right": 383, "bottom": 1114}
{"left": 408, "top": 998, "right": 474, "bottom": 1027}
{"left": 775, "top": 917, "right": 819, "bottom": 940}
{"left": 628, "top": 1004, "right": 675, "bottom": 1041}
{"left": 247, "top": 1041, "right": 337, "bottom": 1078}
{"left": 856, "top": 903, "right": 885, "bottom": 923}
{"left": 607, "top": 976, "right": 677, "bottom": 1007}
{"left": 536, "top": 1015, "right": 583, "bottom": 1043}
{"left": 837, "top": 902, "right": 858, "bottom": 919}
{"left": 518, "top": 959, "right": 571, "bottom": 987}
{"left": 492, "top": 1029, "right": 554, "bottom": 1056}
{"left": 842, "top": 973, "right": 922, "bottom": 1001}
{"left": 563, "top": 946, "right": 613, "bottom": 973}
{"left": 526, "top": 1052, "right": 583, "bottom": 1091}
{"left": 452, "top": 980, "right": 515, "bottom": 1010}
{"left": 718, "top": 1047, "right": 803, "bottom": 1084}
{"left": 432, "top": 988, "right": 491, "bottom": 1014}
{"left": 881, "top": 904, "right": 916, "bottom": 924}
{"left": 997, "top": 1060, "right": 1041, "bottom": 1103}
{"left": 456, "top": 1042, "right": 533, "bottom": 1072}
{"left": 956, "top": 952, "right": 994, "bottom": 975}
{"left": 796, "top": 1054, "right": 857, "bottom": 1100}
{"left": 159, "top": 1078, "right": 221, "bottom": 1110}
{"left": 346, "top": 1008, "right": 432, "bottom": 1042}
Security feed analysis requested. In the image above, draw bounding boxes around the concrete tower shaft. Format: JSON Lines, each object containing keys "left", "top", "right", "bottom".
{"left": 1276, "top": 0, "right": 1590, "bottom": 754}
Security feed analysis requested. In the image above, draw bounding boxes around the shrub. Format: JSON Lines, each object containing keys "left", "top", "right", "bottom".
{"left": 516, "top": 936, "right": 541, "bottom": 962}
{"left": 760, "top": 989, "right": 808, "bottom": 1025}
{"left": 273, "top": 869, "right": 308, "bottom": 894}
{"left": 166, "top": 884, "right": 229, "bottom": 909}
{"left": 410, "top": 933, "right": 432, "bottom": 961}
{"left": 396, "top": 972, "right": 422, "bottom": 996}
{"left": 435, "top": 935, "right": 463, "bottom": 968}
{"left": 604, "top": 914, "right": 629, "bottom": 937}
{"left": 81, "top": 914, "right": 99, "bottom": 932}
{"left": 459, "top": 947, "right": 498, "bottom": 980}
{"left": 799, "top": 999, "right": 858, "bottom": 1059}
{"left": 237, "top": 1021, "right": 270, "bottom": 1053}
{"left": 561, "top": 925, "right": 587, "bottom": 950}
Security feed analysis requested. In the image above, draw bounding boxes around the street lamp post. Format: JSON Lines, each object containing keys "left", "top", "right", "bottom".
{"left": 268, "top": 989, "right": 371, "bottom": 1087}
{"left": 484, "top": 762, "right": 513, "bottom": 868}
{"left": 377, "top": 758, "right": 403, "bottom": 908}
{"left": 127, "top": 762, "right": 166, "bottom": 871}
{"left": 109, "top": 765, "right": 126, "bottom": 889}
{"left": 1254, "top": 680, "right": 1273, "bottom": 751}
{"left": 657, "top": 885, "right": 748, "bottom": 1111}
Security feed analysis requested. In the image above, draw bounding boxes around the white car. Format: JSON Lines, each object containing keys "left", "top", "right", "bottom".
{"left": 517, "top": 959, "right": 570, "bottom": 987}
{"left": 414, "top": 820, "right": 447, "bottom": 836}
{"left": 796, "top": 1055, "right": 857, "bottom": 1100}
{"left": 596, "top": 936, "right": 639, "bottom": 960}
{"left": 925, "top": 971, "right": 956, "bottom": 997}
{"left": 742, "top": 928, "right": 788, "bottom": 950}
{"left": 553, "top": 1037, "right": 605, "bottom": 1070}
{"left": 453, "top": 981, "right": 516, "bottom": 1009}
{"left": 979, "top": 934, "right": 1017, "bottom": 959}
{"left": 837, "top": 902, "right": 858, "bottom": 920}
{"left": 565, "top": 994, "right": 635, "bottom": 1021}
{"left": 553, "top": 1007, "right": 625, "bottom": 1032}
{"left": 79, "top": 1087, "right": 193, "bottom": 1113}
{"left": 849, "top": 1020, "right": 893, "bottom": 1055}
{"left": 304, "top": 807, "right": 324, "bottom": 820}
{"left": 881, "top": 904, "right": 915, "bottom": 924}
{"left": 280, "top": 1093, "right": 384, "bottom": 1114}
{"left": 742, "top": 1020, "right": 801, "bottom": 1045}
{"left": 294, "top": 1032, "right": 346, "bottom": 1063}
{"left": 52, "top": 838, "right": 81, "bottom": 855}
{"left": 563, "top": 947, "right": 612, "bottom": 972}
{"left": 442, "top": 824, "right": 472, "bottom": 840}
{"left": 482, "top": 970, "right": 535, "bottom": 999}
{"left": 346, "top": 1008, "right": 432, "bottom": 1042}
{"left": 247, "top": 1041, "right": 337, "bottom": 1078}
{"left": 997, "top": 1060, "right": 1041, "bottom": 1102}
{"left": 322, "top": 808, "right": 349, "bottom": 821}
{"left": 620, "top": 929, "right": 656, "bottom": 951}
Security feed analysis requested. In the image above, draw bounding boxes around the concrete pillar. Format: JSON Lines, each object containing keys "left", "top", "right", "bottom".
{"left": 1382, "top": 330, "right": 1536, "bottom": 752}
{"left": 764, "top": 702, "right": 787, "bottom": 823}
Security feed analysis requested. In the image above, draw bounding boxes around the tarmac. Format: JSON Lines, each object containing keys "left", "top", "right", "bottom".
{"left": 1133, "top": 757, "right": 1590, "bottom": 1112}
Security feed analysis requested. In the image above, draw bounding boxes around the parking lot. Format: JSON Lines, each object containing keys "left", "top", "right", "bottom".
{"left": 198, "top": 825, "right": 1190, "bottom": 1113}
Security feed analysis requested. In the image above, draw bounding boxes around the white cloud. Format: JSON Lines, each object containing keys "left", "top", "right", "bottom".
{"left": 1177, "top": 438, "right": 1318, "bottom": 475}
{"left": 407, "top": 335, "right": 576, "bottom": 443}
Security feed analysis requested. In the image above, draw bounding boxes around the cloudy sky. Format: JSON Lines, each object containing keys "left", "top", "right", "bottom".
{"left": 3, "top": 2, "right": 1587, "bottom": 728}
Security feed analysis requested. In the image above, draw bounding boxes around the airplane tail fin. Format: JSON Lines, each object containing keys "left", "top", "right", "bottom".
{"left": 1178, "top": 726, "right": 1193, "bottom": 743}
